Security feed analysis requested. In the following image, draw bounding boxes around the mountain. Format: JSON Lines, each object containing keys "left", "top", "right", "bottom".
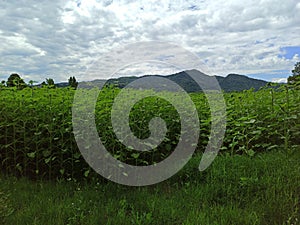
{"left": 215, "top": 73, "right": 268, "bottom": 92}
{"left": 103, "top": 70, "right": 268, "bottom": 92}
{"left": 53, "top": 70, "right": 269, "bottom": 92}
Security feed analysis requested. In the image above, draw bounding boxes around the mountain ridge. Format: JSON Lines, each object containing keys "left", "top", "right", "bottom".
{"left": 100, "top": 70, "right": 269, "bottom": 92}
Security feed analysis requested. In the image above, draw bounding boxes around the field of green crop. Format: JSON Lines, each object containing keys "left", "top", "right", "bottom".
{"left": 0, "top": 84, "right": 300, "bottom": 224}
{"left": 0, "top": 85, "right": 299, "bottom": 180}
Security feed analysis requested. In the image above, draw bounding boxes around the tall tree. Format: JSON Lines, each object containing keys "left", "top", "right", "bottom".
{"left": 6, "top": 73, "right": 27, "bottom": 89}
{"left": 45, "top": 78, "right": 55, "bottom": 88}
{"left": 288, "top": 62, "right": 300, "bottom": 85}
{"left": 68, "top": 76, "right": 78, "bottom": 88}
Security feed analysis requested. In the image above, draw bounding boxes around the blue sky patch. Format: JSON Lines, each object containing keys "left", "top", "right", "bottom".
{"left": 279, "top": 46, "right": 300, "bottom": 59}
{"left": 247, "top": 69, "right": 290, "bottom": 82}
{"left": 188, "top": 5, "right": 198, "bottom": 11}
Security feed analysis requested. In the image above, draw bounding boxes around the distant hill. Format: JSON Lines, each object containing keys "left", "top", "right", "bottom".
{"left": 215, "top": 73, "right": 268, "bottom": 92}
{"left": 104, "top": 70, "right": 268, "bottom": 92}
{"left": 56, "top": 70, "right": 269, "bottom": 92}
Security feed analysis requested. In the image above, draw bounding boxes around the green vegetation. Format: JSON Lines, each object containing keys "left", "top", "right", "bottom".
{"left": 0, "top": 150, "right": 299, "bottom": 225}
{"left": 0, "top": 188, "right": 14, "bottom": 224}
{"left": 6, "top": 74, "right": 27, "bottom": 90}
{"left": 0, "top": 84, "right": 299, "bottom": 180}
{"left": 68, "top": 76, "right": 78, "bottom": 89}
{"left": 0, "top": 72, "right": 299, "bottom": 224}
{"left": 288, "top": 62, "right": 300, "bottom": 86}
{"left": 1, "top": 73, "right": 79, "bottom": 89}
{"left": 45, "top": 78, "right": 55, "bottom": 88}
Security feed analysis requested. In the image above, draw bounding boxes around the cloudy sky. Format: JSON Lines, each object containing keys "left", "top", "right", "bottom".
{"left": 0, "top": 0, "right": 300, "bottom": 83}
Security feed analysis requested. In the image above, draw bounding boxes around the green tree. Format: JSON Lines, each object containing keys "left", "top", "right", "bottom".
{"left": 28, "top": 80, "right": 38, "bottom": 88}
{"left": 0, "top": 80, "right": 6, "bottom": 90}
{"left": 288, "top": 62, "right": 300, "bottom": 85}
{"left": 45, "top": 78, "right": 55, "bottom": 88}
{"left": 41, "top": 81, "right": 46, "bottom": 87}
{"left": 6, "top": 73, "right": 27, "bottom": 89}
{"left": 68, "top": 76, "right": 78, "bottom": 88}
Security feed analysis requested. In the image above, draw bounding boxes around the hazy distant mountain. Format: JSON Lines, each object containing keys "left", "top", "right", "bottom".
{"left": 76, "top": 79, "right": 106, "bottom": 89}
{"left": 103, "top": 70, "right": 268, "bottom": 92}
{"left": 215, "top": 73, "right": 268, "bottom": 92}
{"left": 60, "top": 70, "right": 268, "bottom": 92}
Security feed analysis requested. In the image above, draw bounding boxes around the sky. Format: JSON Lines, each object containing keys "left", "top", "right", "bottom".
{"left": 0, "top": 0, "right": 300, "bottom": 83}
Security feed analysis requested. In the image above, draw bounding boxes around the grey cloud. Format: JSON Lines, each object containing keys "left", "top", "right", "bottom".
{"left": 0, "top": 0, "right": 299, "bottom": 82}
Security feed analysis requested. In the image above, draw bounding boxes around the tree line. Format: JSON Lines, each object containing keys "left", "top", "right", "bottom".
{"left": 0, "top": 74, "right": 78, "bottom": 90}
{"left": 1, "top": 61, "right": 300, "bottom": 90}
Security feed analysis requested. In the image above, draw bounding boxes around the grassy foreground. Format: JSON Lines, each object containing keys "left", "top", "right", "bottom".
{"left": 1, "top": 150, "right": 299, "bottom": 225}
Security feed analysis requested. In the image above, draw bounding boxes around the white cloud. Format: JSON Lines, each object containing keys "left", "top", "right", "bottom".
{"left": 272, "top": 78, "right": 287, "bottom": 83}
{"left": 0, "top": 0, "right": 299, "bottom": 83}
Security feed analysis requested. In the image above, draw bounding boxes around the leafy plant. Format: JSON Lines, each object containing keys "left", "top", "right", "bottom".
{"left": 0, "top": 84, "right": 299, "bottom": 181}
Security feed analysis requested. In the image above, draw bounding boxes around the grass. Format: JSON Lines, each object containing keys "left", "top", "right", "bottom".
{"left": 1, "top": 149, "right": 299, "bottom": 225}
